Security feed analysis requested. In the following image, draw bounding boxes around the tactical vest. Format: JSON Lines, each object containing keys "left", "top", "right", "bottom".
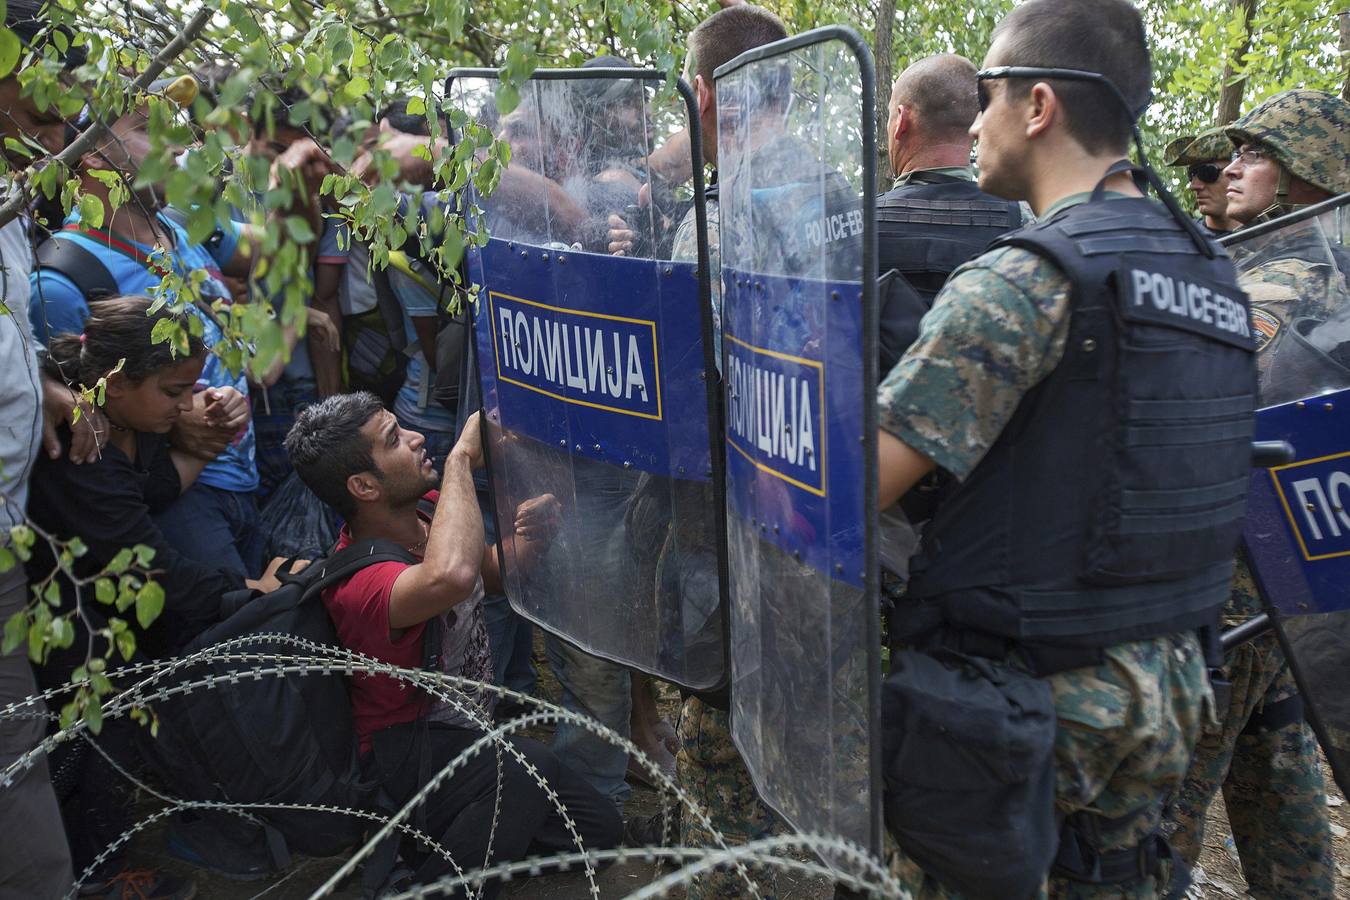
{"left": 876, "top": 172, "right": 1021, "bottom": 304}
{"left": 905, "top": 195, "right": 1256, "bottom": 657}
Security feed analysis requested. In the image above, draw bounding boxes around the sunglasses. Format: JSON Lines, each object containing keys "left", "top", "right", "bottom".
{"left": 1187, "top": 163, "right": 1223, "bottom": 184}
{"left": 975, "top": 66, "right": 1151, "bottom": 119}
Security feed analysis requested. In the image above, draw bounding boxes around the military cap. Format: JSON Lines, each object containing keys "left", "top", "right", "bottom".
{"left": 1164, "top": 126, "right": 1231, "bottom": 166}
{"left": 1226, "top": 89, "right": 1350, "bottom": 195}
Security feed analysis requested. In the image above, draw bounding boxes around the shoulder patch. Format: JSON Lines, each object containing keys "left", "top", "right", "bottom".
{"left": 1250, "top": 306, "right": 1282, "bottom": 352}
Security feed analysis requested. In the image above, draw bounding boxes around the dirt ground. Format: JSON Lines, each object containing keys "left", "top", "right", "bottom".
{"left": 118, "top": 633, "right": 1350, "bottom": 899}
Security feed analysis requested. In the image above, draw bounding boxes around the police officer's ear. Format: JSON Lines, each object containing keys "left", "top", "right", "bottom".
{"left": 694, "top": 74, "right": 714, "bottom": 121}
{"left": 1023, "top": 82, "right": 1058, "bottom": 141}
{"left": 891, "top": 104, "right": 910, "bottom": 142}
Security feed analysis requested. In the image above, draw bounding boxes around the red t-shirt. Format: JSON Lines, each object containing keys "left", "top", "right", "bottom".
{"left": 322, "top": 491, "right": 493, "bottom": 753}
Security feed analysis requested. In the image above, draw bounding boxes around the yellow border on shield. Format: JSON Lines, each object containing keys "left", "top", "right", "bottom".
{"left": 489, "top": 291, "right": 664, "bottom": 422}
{"left": 1269, "top": 449, "right": 1350, "bottom": 561}
{"left": 723, "top": 332, "right": 827, "bottom": 498}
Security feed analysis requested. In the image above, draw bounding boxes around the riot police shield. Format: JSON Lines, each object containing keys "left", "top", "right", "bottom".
{"left": 715, "top": 28, "right": 882, "bottom": 855}
{"left": 445, "top": 68, "right": 727, "bottom": 691}
{"left": 1229, "top": 193, "right": 1350, "bottom": 795}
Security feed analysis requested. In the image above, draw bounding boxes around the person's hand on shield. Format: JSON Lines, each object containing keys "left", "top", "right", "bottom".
{"left": 513, "top": 493, "right": 562, "bottom": 544}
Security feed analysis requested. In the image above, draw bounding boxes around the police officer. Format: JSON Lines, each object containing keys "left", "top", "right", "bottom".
{"left": 1164, "top": 127, "right": 1240, "bottom": 237}
{"left": 1224, "top": 89, "right": 1349, "bottom": 226}
{"left": 876, "top": 0, "right": 1254, "bottom": 895}
{"left": 633, "top": 7, "right": 793, "bottom": 899}
{"left": 877, "top": 53, "right": 1021, "bottom": 372}
{"left": 1163, "top": 90, "right": 1349, "bottom": 900}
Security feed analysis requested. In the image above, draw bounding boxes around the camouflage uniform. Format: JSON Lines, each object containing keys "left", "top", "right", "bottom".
{"left": 880, "top": 193, "right": 1214, "bottom": 898}
{"left": 1164, "top": 561, "right": 1334, "bottom": 899}
{"left": 1159, "top": 91, "right": 1348, "bottom": 899}
{"left": 670, "top": 196, "right": 782, "bottom": 899}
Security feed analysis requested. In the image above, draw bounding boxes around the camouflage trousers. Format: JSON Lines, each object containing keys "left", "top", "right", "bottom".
{"left": 1163, "top": 630, "right": 1334, "bottom": 899}
{"left": 889, "top": 633, "right": 1211, "bottom": 899}
{"left": 677, "top": 695, "right": 780, "bottom": 899}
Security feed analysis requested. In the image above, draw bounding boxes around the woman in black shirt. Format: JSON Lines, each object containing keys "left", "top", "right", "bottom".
{"left": 27, "top": 296, "right": 263, "bottom": 673}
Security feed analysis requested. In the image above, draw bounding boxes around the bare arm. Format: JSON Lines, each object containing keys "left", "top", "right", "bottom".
{"left": 878, "top": 430, "right": 937, "bottom": 510}
{"left": 387, "top": 413, "right": 486, "bottom": 630}
{"left": 169, "top": 448, "right": 210, "bottom": 493}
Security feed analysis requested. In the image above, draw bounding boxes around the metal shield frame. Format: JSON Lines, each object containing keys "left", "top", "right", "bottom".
{"left": 1227, "top": 191, "right": 1350, "bottom": 797}
{"left": 714, "top": 25, "right": 883, "bottom": 858}
{"left": 443, "top": 67, "right": 730, "bottom": 692}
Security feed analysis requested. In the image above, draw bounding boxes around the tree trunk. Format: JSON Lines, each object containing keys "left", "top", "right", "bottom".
{"left": 1216, "top": 0, "right": 1258, "bottom": 125}
{"left": 1341, "top": 12, "right": 1350, "bottom": 101}
{"left": 873, "top": 0, "right": 898, "bottom": 182}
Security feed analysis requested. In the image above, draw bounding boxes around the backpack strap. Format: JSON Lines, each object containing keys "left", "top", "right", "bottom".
{"left": 370, "top": 267, "right": 410, "bottom": 356}
{"left": 34, "top": 237, "right": 120, "bottom": 301}
{"left": 298, "top": 539, "right": 418, "bottom": 602}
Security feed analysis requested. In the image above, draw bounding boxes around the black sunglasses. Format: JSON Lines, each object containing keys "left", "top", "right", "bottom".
{"left": 1186, "top": 162, "right": 1223, "bottom": 184}
{"left": 975, "top": 66, "right": 1151, "bottom": 120}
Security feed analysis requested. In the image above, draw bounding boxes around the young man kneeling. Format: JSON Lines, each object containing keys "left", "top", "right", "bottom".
{"left": 286, "top": 393, "right": 621, "bottom": 893}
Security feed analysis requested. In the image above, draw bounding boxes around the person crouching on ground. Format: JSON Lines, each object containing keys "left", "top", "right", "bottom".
{"left": 285, "top": 393, "right": 621, "bottom": 895}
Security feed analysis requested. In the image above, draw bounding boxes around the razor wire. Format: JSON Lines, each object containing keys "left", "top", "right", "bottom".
{"left": 0, "top": 634, "right": 910, "bottom": 897}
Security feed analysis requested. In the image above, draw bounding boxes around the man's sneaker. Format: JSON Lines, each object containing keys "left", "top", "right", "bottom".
{"left": 78, "top": 868, "right": 197, "bottom": 900}
{"left": 166, "top": 816, "right": 278, "bottom": 881}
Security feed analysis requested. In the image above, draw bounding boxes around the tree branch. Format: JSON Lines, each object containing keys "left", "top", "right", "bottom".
{"left": 0, "top": 2, "right": 217, "bottom": 230}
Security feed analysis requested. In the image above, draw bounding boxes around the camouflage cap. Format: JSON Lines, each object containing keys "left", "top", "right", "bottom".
{"left": 1226, "top": 89, "right": 1350, "bottom": 195}
{"left": 1164, "top": 126, "right": 1231, "bottom": 166}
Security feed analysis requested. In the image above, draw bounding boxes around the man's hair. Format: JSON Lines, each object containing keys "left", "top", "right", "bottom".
{"left": 892, "top": 54, "right": 979, "bottom": 140}
{"left": 990, "top": 0, "right": 1151, "bottom": 155}
{"left": 7, "top": 0, "right": 84, "bottom": 69}
{"left": 379, "top": 99, "right": 431, "bottom": 137}
{"left": 285, "top": 392, "right": 387, "bottom": 520}
{"left": 687, "top": 5, "right": 788, "bottom": 86}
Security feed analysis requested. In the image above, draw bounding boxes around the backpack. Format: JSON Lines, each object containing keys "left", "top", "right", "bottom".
{"left": 140, "top": 539, "right": 426, "bottom": 862}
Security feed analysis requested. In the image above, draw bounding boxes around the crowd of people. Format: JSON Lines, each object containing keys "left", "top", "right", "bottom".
{"left": 0, "top": 0, "right": 1347, "bottom": 898}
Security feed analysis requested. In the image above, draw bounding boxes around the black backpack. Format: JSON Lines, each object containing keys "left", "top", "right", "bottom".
{"left": 140, "top": 539, "right": 425, "bottom": 862}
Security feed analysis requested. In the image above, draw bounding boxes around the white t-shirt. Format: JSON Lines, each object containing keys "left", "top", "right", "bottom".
{"left": 0, "top": 215, "right": 41, "bottom": 542}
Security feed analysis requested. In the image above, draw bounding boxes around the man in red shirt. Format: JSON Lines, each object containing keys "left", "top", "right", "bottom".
{"left": 286, "top": 392, "right": 621, "bottom": 894}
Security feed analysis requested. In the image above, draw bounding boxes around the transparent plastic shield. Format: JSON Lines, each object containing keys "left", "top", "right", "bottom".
{"left": 1225, "top": 194, "right": 1350, "bottom": 406}
{"left": 446, "top": 70, "right": 727, "bottom": 691}
{"left": 716, "top": 29, "right": 881, "bottom": 855}
{"left": 1233, "top": 194, "right": 1350, "bottom": 795}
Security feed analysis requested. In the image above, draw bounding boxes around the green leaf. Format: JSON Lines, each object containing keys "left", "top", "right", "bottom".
{"left": 344, "top": 75, "right": 371, "bottom": 101}
{"left": 95, "top": 577, "right": 114, "bottom": 604}
{"left": 67, "top": 537, "right": 87, "bottom": 558}
{"left": 0, "top": 28, "right": 20, "bottom": 80}
{"left": 84, "top": 692, "right": 103, "bottom": 735}
{"left": 133, "top": 544, "right": 155, "bottom": 568}
{"left": 406, "top": 96, "right": 426, "bottom": 116}
{"left": 106, "top": 548, "right": 134, "bottom": 574}
{"left": 77, "top": 193, "right": 105, "bottom": 229}
{"left": 42, "top": 580, "right": 60, "bottom": 607}
{"left": 0, "top": 546, "right": 14, "bottom": 573}
{"left": 2, "top": 610, "right": 25, "bottom": 655}
{"left": 115, "top": 629, "right": 135, "bottom": 662}
{"left": 135, "top": 581, "right": 165, "bottom": 629}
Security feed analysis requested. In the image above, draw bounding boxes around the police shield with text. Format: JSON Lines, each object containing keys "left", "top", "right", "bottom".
{"left": 446, "top": 68, "right": 727, "bottom": 691}
{"left": 715, "top": 27, "right": 883, "bottom": 857}
{"left": 1231, "top": 193, "right": 1350, "bottom": 795}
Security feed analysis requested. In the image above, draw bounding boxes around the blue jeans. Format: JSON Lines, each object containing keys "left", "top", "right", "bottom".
{"left": 154, "top": 482, "right": 264, "bottom": 579}
{"left": 544, "top": 633, "right": 632, "bottom": 808}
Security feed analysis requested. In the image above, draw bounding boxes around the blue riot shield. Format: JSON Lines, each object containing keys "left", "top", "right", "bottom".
{"left": 445, "top": 69, "right": 727, "bottom": 691}
{"left": 715, "top": 28, "right": 882, "bottom": 856}
{"left": 1231, "top": 193, "right": 1350, "bottom": 795}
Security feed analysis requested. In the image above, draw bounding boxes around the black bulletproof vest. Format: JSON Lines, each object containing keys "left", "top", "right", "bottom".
{"left": 906, "top": 196, "right": 1256, "bottom": 650}
{"left": 877, "top": 173, "right": 1021, "bottom": 305}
